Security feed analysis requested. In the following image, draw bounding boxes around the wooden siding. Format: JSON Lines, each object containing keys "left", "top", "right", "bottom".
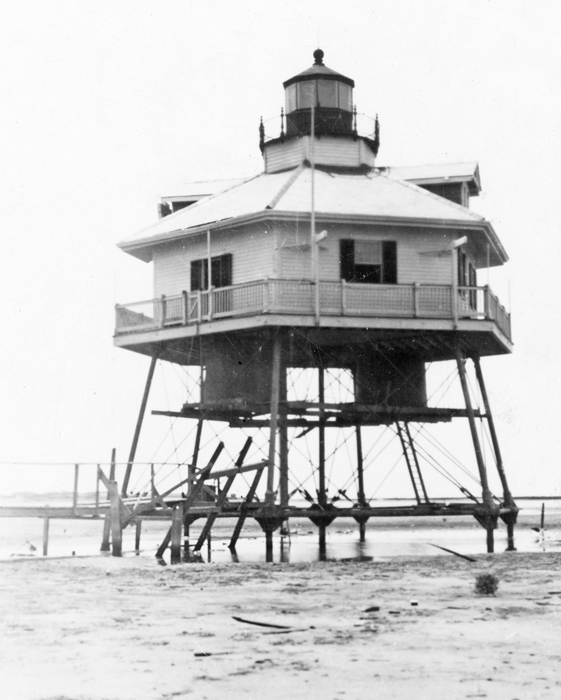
{"left": 264, "top": 136, "right": 375, "bottom": 173}
{"left": 154, "top": 226, "right": 276, "bottom": 297}
{"left": 275, "top": 222, "right": 474, "bottom": 286}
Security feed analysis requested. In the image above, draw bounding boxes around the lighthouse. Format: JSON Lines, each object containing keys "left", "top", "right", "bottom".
{"left": 114, "top": 49, "right": 516, "bottom": 559}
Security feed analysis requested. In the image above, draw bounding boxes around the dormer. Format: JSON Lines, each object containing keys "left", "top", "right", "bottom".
{"left": 381, "top": 162, "right": 482, "bottom": 208}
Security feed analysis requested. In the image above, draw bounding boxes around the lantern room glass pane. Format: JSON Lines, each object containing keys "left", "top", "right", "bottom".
{"left": 286, "top": 84, "right": 297, "bottom": 113}
{"left": 317, "top": 80, "right": 337, "bottom": 107}
{"left": 338, "top": 83, "right": 352, "bottom": 111}
{"left": 297, "top": 80, "right": 316, "bottom": 108}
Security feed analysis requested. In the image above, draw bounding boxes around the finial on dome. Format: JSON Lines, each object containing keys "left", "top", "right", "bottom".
{"left": 313, "top": 48, "right": 324, "bottom": 65}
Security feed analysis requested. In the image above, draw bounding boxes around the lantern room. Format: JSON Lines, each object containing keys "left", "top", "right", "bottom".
{"left": 283, "top": 48, "right": 354, "bottom": 137}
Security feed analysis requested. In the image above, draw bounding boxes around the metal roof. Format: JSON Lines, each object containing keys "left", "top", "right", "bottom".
{"left": 283, "top": 49, "right": 354, "bottom": 88}
{"left": 161, "top": 178, "right": 245, "bottom": 200}
{"left": 120, "top": 163, "right": 508, "bottom": 268}
{"left": 122, "top": 165, "right": 485, "bottom": 245}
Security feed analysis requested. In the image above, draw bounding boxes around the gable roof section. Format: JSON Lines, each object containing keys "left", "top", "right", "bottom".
{"left": 381, "top": 162, "right": 481, "bottom": 195}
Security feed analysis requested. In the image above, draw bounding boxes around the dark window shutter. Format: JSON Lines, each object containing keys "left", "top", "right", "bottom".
{"left": 382, "top": 241, "right": 397, "bottom": 283}
{"left": 340, "top": 240, "right": 355, "bottom": 281}
{"left": 191, "top": 259, "right": 203, "bottom": 291}
{"left": 222, "top": 253, "right": 232, "bottom": 287}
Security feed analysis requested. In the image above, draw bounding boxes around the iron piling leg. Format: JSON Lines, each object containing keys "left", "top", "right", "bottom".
{"left": 506, "top": 520, "right": 516, "bottom": 552}
{"left": 122, "top": 352, "right": 159, "bottom": 496}
{"left": 486, "top": 525, "right": 495, "bottom": 554}
{"left": 356, "top": 426, "right": 367, "bottom": 542}
{"left": 134, "top": 520, "right": 142, "bottom": 553}
{"left": 454, "top": 347, "right": 496, "bottom": 515}
{"left": 318, "top": 366, "right": 328, "bottom": 556}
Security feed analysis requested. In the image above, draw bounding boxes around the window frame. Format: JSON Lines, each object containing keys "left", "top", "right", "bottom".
{"left": 340, "top": 239, "right": 397, "bottom": 285}
{"left": 190, "top": 253, "right": 232, "bottom": 292}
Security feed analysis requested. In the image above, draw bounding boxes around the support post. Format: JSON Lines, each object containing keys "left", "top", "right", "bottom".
{"left": 279, "top": 365, "right": 289, "bottom": 509}
{"left": 185, "top": 420, "right": 203, "bottom": 552}
{"left": 94, "top": 465, "right": 100, "bottom": 517}
{"left": 318, "top": 366, "right": 327, "bottom": 555}
{"left": 451, "top": 248, "right": 459, "bottom": 326}
{"left": 472, "top": 354, "right": 517, "bottom": 550}
{"left": 486, "top": 523, "right": 495, "bottom": 554}
{"left": 108, "top": 481, "right": 122, "bottom": 557}
{"left": 42, "top": 517, "right": 50, "bottom": 556}
{"left": 108, "top": 448, "right": 116, "bottom": 499}
{"left": 155, "top": 442, "right": 224, "bottom": 558}
{"left": 454, "top": 347, "right": 495, "bottom": 513}
{"left": 72, "top": 464, "right": 79, "bottom": 516}
{"left": 134, "top": 520, "right": 142, "bottom": 553}
{"left": 122, "top": 352, "right": 159, "bottom": 496}
{"left": 472, "top": 356, "right": 516, "bottom": 509}
{"left": 229, "top": 466, "right": 266, "bottom": 550}
{"left": 170, "top": 503, "right": 184, "bottom": 564}
{"left": 100, "top": 515, "right": 111, "bottom": 552}
{"left": 356, "top": 426, "right": 366, "bottom": 542}
{"left": 266, "top": 333, "right": 282, "bottom": 505}
{"left": 194, "top": 438, "right": 252, "bottom": 553}
{"left": 156, "top": 529, "right": 171, "bottom": 559}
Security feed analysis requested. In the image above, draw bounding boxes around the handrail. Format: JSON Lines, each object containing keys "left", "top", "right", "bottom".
{"left": 115, "top": 280, "right": 512, "bottom": 341}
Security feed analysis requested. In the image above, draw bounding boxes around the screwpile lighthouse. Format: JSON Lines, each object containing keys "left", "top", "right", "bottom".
{"left": 114, "top": 49, "right": 517, "bottom": 560}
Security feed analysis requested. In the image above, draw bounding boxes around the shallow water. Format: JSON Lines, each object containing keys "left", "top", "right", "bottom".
{"left": 1, "top": 498, "right": 559, "bottom": 564}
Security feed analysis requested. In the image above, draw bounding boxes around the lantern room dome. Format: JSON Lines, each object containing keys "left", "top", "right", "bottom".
{"left": 283, "top": 49, "right": 355, "bottom": 90}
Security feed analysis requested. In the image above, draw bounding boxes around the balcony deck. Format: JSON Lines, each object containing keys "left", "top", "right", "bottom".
{"left": 114, "top": 279, "right": 512, "bottom": 359}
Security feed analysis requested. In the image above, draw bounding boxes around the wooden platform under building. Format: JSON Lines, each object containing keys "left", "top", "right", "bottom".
{"left": 154, "top": 401, "right": 483, "bottom": 428}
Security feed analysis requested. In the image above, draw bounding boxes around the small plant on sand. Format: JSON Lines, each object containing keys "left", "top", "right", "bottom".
{"left": 475, "top": 572, "right": 499, "bottom": 596}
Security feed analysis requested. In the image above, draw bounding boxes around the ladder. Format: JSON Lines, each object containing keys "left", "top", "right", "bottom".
{"left": 396, "top": 422, "right": 430, "bottom": 505}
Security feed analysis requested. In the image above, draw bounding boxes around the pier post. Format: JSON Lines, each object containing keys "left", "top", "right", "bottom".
{"left": 100, "top": 515, "right": 111, "bottom": 552}
{"left": 108, "top": 481, "right": 123, "bottom": 557}
{"left": 170, "top": 503, "right": 184, "bottom": 564}
{"left": 135, "top": 520, "right": 142, "bottom": 553}
{"left": 72, "top": 464, "right": 79, "bottom": 516}
{"left": 42, "top": 517, "right": 50, "bottom": 556}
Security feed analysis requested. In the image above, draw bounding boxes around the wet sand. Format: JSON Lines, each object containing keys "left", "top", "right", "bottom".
{"left": 1, "top": 551, "right": 561, "bottom": 699}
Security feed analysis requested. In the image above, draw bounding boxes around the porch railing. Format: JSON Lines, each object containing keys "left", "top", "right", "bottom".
{"left": 115, "top": 279, "right": 512, "bottom": 341}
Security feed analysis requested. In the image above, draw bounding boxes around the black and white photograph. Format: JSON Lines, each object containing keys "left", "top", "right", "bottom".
{"left": 1, "top": 1, "right": 560, "bottom": 698}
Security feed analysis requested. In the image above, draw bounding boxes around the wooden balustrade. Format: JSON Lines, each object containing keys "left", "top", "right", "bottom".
{"left": 115, "top": 279, "right": 512, "bottom": 340}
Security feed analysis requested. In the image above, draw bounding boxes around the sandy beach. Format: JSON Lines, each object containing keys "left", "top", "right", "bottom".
{"left": 1, "top": 551, "right": 560, "bottom": 699}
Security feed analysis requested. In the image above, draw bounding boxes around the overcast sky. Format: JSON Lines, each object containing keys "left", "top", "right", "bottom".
{"left": 1, "top": 1, "right": 560, "bottom": 496}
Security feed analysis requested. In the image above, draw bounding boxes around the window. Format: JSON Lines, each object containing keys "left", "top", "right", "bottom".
{"left": 317, "top": 80, "right": 337, "bottom": 107}
{"left": 191, "top": 253, "right": 232, "bottom": 291}
{"left": 340, "top": 240, "right": 397, "bottom": 284}
{"left": 288, "top": 79, "right": 354, "bottom": 112}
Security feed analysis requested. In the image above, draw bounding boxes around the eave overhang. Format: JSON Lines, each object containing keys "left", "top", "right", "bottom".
{"left": 118, "top": 209, "right": 508, "bottom": 268}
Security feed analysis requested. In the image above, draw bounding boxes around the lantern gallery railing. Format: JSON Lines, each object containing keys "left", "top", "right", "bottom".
{"left": 115, "top": 279, "right": 512, "bottom": 341}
